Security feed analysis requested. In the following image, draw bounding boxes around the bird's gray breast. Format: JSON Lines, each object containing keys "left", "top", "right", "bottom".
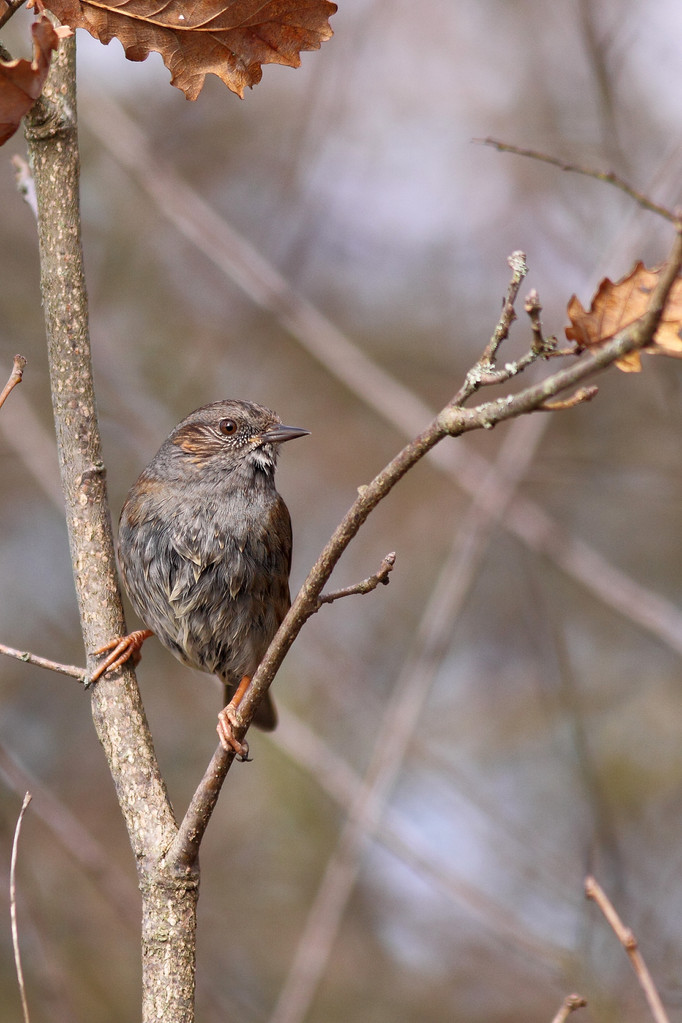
{"left": 119, "top": 483, "right": 292, "bottom": 685}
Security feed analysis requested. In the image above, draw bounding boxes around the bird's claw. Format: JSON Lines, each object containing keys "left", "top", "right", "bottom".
{"left": 217, "top": 705, "right": 251, "bottom": 761}
{"left": 87, "top": 629, "right": 154, "bottom": 686}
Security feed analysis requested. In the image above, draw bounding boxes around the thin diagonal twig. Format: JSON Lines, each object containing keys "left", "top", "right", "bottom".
{"left": 317, "top": 552, "right": 395, "bottom": 605}
{"left": 539, "top": 386, "right": 598, "bottom": 411}
{"left": 585, "top": 876, "right": 670, "bottom": 1023}
{"left": 476, "top": 137, "right": 676, "bottom": 222}
{"left": 0, "top": 355, "right": 27, "bottom": 410}
{"left": 10, "top": 792, "right": 32, "bottom": 1023}
{"left": 0, "top": 642, "right": 85, "bottom": 681}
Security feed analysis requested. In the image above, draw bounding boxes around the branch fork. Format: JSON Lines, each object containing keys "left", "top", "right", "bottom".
{"left": 317, "top": 552, "right": 396, "bottom": 607}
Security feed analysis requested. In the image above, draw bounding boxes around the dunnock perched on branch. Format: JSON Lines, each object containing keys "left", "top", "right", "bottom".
{"left": 92, "top": 399, "right": 309, "bottom": 757}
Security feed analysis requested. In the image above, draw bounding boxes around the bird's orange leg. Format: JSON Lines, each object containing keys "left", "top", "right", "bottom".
{"left": 217, "top": 675, "right": 252, "bottom": 760}
{"left": 88, "top": 629, "right": 154, "bottom": 684}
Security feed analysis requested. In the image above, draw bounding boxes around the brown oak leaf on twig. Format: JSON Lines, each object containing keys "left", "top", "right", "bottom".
{"left": 566, "top": 261, "right": 682, "bottom": 372}
{"left": 42, "top": 0, "right": 337, "bottom": 100}
{"left": 0, "top": 15, "right": 68, "bottom": 145}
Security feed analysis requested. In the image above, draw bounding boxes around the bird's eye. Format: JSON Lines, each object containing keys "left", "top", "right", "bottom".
{"left": 219, "top": 418, "right": 238, "bottom": 436}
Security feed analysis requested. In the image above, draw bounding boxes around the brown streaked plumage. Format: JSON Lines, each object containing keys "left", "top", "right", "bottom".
{"left": 93, "top": 399, "right": 309, "bottom": 755}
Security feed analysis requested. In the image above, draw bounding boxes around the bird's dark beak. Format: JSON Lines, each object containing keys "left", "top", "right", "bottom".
{"left": 260, "top": 424, "right": 310, "bottom": 444}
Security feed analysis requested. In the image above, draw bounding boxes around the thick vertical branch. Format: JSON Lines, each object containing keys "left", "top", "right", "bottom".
{"left": 24, "top": 35, "right": 196, "bottom": 1023}
{"left": 25, "top": 42, "right": 114, "bottom": 650}
{"left": 24, "top": 30, "right": 174, "bottom": 860}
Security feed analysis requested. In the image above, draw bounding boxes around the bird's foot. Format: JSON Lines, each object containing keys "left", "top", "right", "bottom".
{"left": 87, "top": 629, "right": 154, "bottom": 686}
{"left": 217, "top": 675, "right": 252, "bottom": 761}
{"left": 217, "top": 705, "right": 251, "bottom": 761}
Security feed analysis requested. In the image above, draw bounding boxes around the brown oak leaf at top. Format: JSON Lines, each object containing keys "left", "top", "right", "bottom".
{"left": 566, "top": 261, "right": 682, "bottom": 372}
{"left": 42, "top": 0, "right": 337, "bottom": 100}
{"left": 0, "top": 15, "right": 68, "bottom": 145}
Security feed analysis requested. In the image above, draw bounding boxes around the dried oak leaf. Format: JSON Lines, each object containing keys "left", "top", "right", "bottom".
{"left": 42, "top": 0, "right": 338, "bottom": 100}
{"left": 566, "top": 261, "right": 682, "bottom": 373}
{"left": 0, "top": 15, "right": 64, "bottom": 145}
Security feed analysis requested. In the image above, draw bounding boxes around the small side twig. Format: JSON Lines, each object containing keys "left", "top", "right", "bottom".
{"left": 0, "top": 356, "right": 27, "bottom": 411}
{"left": 463, "top": 349, "right": 539, "bottom": 393}
{"left": 10, "top": 792, "right": 32, "bottom": 1023}
{"left": 540, "top": 386, "right": 598, "bottom": 411}
{"left": 550, "top": 994, "right": 587, "bottom": 1023}
{"left": 476, "top": 137, "right": 676, "bottom": 223}
{"left": 585, "top": 875, "right": 670, "bottom": 1023}
{"left": 453, "top": 259, "right": 570, "bottom": 406}
{"left": 454, "top": 252, "right": 530, "bottom": 404}
{"left": 317, "top": 552, "right": 396, "bottom": 606}
{"left": 481, "top": 249, "right": 528, "bottom": 365}
{"left": 0, "top": 641, "right": 86, "bottom": 682}
{"left": 524, "top": 289, "right": 555, "bottom": 356}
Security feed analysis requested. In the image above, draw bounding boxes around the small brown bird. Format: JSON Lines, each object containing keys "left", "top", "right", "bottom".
{"left": 92, "top": 400, "right": 309, "bottom": 756}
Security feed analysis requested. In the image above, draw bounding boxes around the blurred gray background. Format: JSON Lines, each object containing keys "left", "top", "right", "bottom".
{"left": 2, "top": 1, "right": 682, "bottom": 1020}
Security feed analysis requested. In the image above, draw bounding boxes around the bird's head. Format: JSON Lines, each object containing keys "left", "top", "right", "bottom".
{"left": 167, "top": 399, "right": 309, "bottom": 479}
